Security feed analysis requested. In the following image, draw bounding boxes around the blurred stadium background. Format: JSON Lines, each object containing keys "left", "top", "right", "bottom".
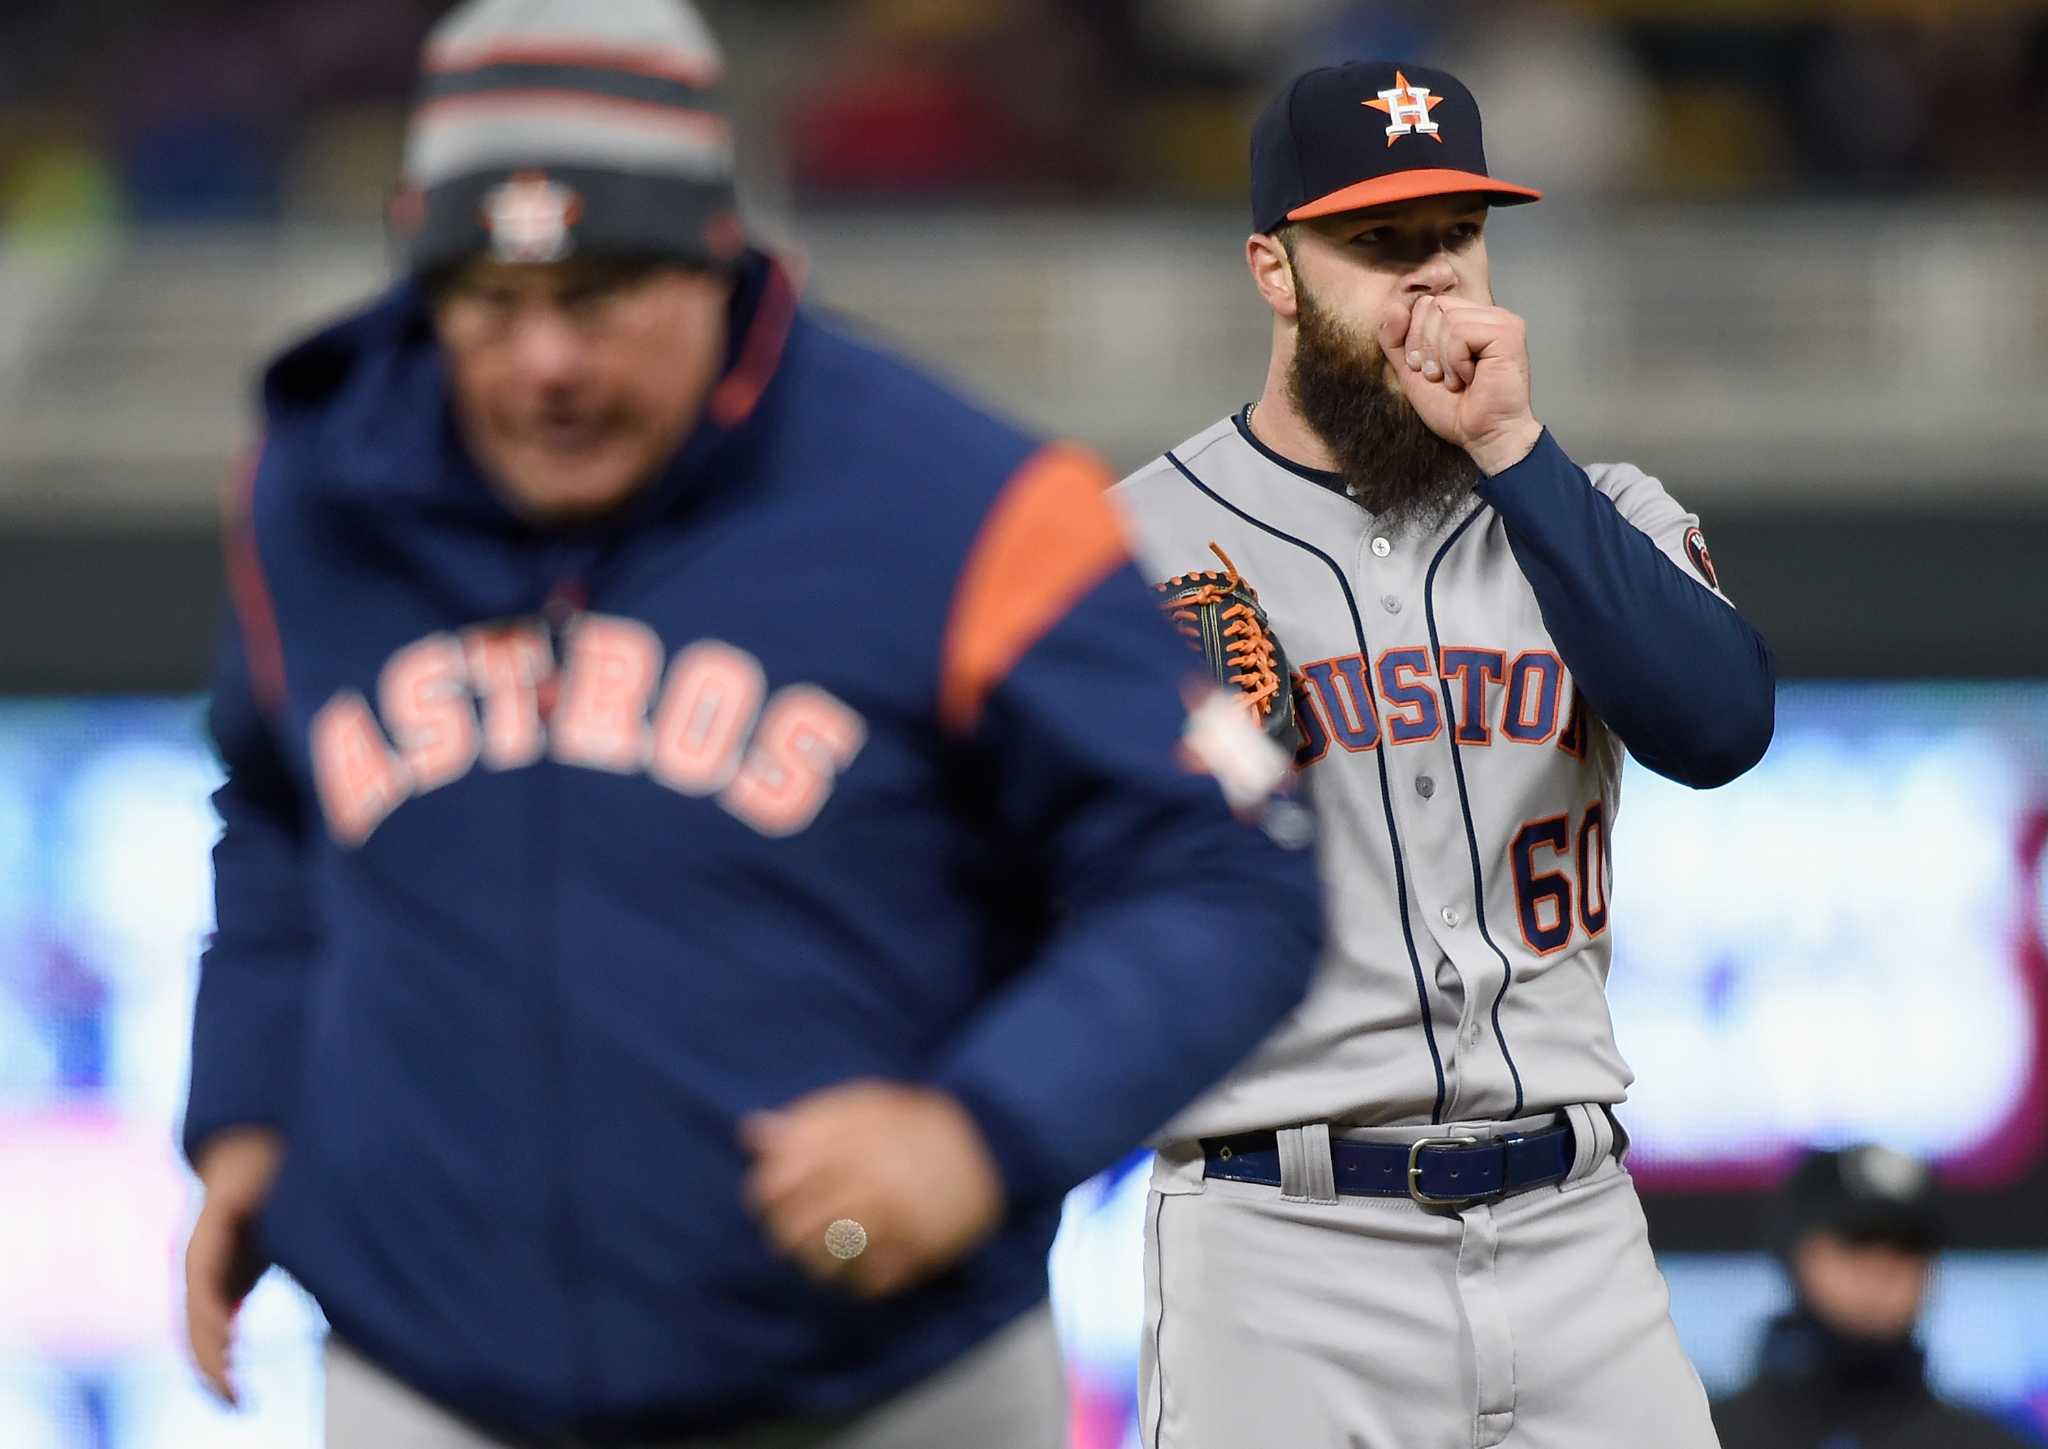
{"left": 2, "top": 0, "right": 2045, "bottom": 1445}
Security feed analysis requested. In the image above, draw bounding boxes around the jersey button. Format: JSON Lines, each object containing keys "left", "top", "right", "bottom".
{"left": 1381, "top": 594, "right": 1402, "bottom": 614}
{"left": 1416, "top": 775, "right": 1435, "bottom": 799}
{"left": 1441, "top": 905, "right": 1462, "bottom": 927}
{"left": 1371, "top": 537, "right": 1393, "bottom": 558}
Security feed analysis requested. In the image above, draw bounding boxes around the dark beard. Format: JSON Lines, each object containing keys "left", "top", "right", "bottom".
{"left": 1286, "top": 281, "right": 1482, "bottom": 535}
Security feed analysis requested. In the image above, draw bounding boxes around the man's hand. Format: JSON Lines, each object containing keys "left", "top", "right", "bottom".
{"left": 185, "top": 1126, "right": 284, "bottom": 1406}
{"left": 1378, "top": 294, "right": 1543, "bottom": 476}
{"left": 740, "top": 1081, "right": 1004, "bottom": 1300}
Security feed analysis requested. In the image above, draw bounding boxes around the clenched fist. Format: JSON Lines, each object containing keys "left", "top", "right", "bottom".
{"left": 1378, "top": 293, "right": 1543, "bottom": 476}
{"left": 741, "top": 1081, "right": 1004, "bottom": 1300}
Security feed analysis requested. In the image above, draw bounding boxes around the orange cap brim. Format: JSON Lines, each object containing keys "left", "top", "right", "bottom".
{"left": 1287, "top": 168, "right": 1542, "bottom": 221}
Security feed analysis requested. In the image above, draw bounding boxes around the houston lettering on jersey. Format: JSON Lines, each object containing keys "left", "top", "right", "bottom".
{"left": 312, "top": 612, "right": 867, "bottom": 847}
{"left": 1292, "top": 645, "right": 1586, "bottom": 768}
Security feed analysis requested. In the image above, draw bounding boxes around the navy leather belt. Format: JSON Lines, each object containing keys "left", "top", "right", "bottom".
{"left": 1201, "top": 1119, "right": 1576, "bottom": 1207}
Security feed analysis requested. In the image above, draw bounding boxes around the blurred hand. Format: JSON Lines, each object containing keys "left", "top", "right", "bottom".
{"left": 185, "top": 1126, "right": 284, "bottom": 1406}
{"left": 741, "top": 1081, "right": 1004, "bottom": 1299}
{"left": 1379, "top": 294, "right": 1544, "bottom": 476}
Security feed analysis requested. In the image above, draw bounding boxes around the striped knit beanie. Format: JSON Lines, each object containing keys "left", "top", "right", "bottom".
{"left": 393, "top": 0, "right": 744, "bottom": 276}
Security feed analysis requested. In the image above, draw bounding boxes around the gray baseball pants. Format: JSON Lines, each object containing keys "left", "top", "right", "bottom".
{"left": 1140, "top": 1108, "right": 1720, "bottom": 1449}
{"left": 325, "top": 1303, "right": 1064, "bottom": 1449}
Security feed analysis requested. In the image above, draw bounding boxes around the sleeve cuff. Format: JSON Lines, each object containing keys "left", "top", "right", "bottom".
{"left": 1474, "top": 428, "right": 1579, "bottom": 516}
{"left": 929, "top": 1072, "right": 1070, "bottom": 1209}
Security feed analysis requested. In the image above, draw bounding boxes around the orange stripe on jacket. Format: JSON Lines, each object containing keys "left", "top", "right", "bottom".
{"left": 221, "top": 441, "right": 287, "bottom": 715}
{"left": 709, "top": 254, "right": 805, "bottom": 429}
{"left": 939, "top": 443, "right": 1129, "bottom": 736}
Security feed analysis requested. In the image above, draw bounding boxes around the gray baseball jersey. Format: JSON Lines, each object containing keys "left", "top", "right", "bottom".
{"left": 1116, "top": 411, "right": 1734, "bottom": 1141}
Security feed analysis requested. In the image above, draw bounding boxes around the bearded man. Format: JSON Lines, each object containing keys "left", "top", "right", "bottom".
{"left": 1112, "top": 61, "right": 1776, "bottom": 1449}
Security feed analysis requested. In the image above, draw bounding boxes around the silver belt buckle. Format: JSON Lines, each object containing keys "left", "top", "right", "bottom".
{"left": 1407, "top": 1135, "right": 1483, "bottom": 1207}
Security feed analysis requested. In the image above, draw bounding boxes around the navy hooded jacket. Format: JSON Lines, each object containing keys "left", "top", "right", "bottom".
{"left": 183, "top": 252, "right": 1322, "bottom": 1437}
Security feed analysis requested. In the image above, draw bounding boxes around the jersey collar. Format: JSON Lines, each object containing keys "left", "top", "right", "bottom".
{"left": 1233, "top": 405, "right": 1351, "bottom": 500}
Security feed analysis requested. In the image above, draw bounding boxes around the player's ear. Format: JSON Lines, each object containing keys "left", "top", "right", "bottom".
{"left": 1247, "top": 232, "right": 1299, "bottom": 321}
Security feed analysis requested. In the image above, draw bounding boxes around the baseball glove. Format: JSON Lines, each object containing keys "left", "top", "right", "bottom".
{"left": 1156, "top": 543, "right": 1301, "bottom": 754}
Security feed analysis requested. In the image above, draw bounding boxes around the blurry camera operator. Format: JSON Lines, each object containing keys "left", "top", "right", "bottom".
{"left": 1713, "top": 1144, "right": 2040, "bottom": 1449}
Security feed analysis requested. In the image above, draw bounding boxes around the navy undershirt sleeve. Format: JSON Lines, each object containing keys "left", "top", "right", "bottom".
{"left": 1475, "top": 430, "right": 1775, "bottom": 788}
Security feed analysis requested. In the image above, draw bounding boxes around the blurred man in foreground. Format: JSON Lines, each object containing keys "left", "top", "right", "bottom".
{"left": 179, "top": 1, "right": 1321, "bottom": 1444}
{"left": 1713, "top": 1144, "right": 2040, "bottom": 1449}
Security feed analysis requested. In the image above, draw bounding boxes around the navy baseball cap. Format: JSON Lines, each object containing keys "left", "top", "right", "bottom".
{"left": 1772, "top": 1145, "right": 1945, "bottom": 1258}
{"left": 1251, "top": 61, "right": 1541, "bottom": 234}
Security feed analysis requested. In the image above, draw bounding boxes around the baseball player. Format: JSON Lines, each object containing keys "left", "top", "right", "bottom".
{"left": 179, "top": 3, "right": 1322, "bottom": 1445}
{"left": 1115, "top": 62, "right": 1777, "bottom": 1448}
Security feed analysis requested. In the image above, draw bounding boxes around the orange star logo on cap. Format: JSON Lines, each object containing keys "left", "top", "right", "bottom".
{"left": 481, "top": 171, "right": 585, "bottom": 264}
{"left": 1364, "top": 71, "right": 1446, "bottom": 147}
